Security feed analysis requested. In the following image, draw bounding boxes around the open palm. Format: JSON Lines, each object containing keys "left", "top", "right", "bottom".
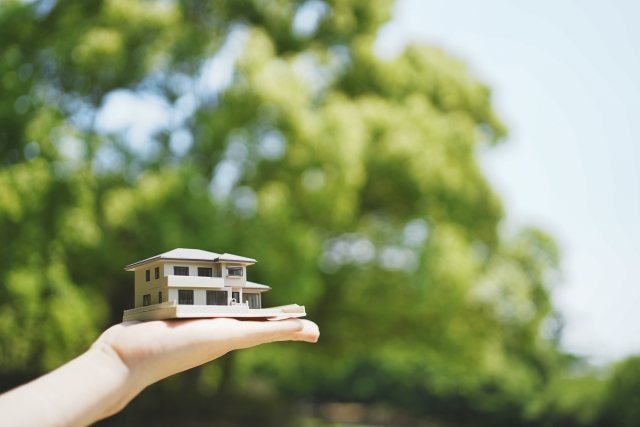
{"left": 94, "top": 318, "right": 319, "bottom": 387}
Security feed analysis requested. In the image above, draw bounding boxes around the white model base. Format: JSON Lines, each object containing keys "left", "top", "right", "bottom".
{"left": 123, "top": 301, "right": 306, "bottom": 322}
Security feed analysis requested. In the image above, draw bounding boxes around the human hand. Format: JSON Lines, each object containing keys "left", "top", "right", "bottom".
{"left": 94, "top": 318, "right": 318, "bottom": 392}
{"left": 0, "top": 317, "right": 318, "bottom": 427}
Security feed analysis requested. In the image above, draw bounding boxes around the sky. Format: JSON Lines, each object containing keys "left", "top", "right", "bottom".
{"left": 375, "top": 0, "right": 640, "bottom": 362}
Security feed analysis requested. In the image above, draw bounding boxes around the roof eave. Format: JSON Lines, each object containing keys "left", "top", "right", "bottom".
{"left": 213, "top": 257, "right": 257, "bottom": 265}
{"left": 124, "top": 256, "right": 162, "bottom": 271}
{"left": 125, "top": 257, "right": 256, "bottom": 271}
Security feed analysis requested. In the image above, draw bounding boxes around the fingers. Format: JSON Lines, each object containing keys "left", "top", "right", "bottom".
{"left": 227, "top": 318, "right": 319, "bottom": 349}
{"left": 289, "top": 320, "right": 320, "bottom": 343}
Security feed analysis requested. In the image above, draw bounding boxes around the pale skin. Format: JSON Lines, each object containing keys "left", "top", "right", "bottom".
{"left": 0, "top": 318, "right": 319, "bottom": 427}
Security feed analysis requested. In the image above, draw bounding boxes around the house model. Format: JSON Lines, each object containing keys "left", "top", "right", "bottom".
{"left": 122, "top": 248, "right": 305, "bottom": 322}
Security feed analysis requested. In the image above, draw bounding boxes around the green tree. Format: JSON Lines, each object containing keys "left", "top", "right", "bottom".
{"left": 1, "top": 0, "right": 574, "bottom": 424}
{"left": 596, "top": 356, "right": 640, "bottom": 427}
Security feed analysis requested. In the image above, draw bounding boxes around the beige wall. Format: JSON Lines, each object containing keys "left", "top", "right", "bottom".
{"left": 134, "top": 261, "right": 165, "bottom": 308}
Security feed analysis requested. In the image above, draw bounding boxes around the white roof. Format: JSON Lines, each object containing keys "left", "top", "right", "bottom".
{"left": 245, "top": 281, "right": 271, "bottom": 290}
{"left": 125, "top": 248, "right": 257, "bottom": 270}
{"left": 216, "top": 253, "right": 258, "bottom": 263}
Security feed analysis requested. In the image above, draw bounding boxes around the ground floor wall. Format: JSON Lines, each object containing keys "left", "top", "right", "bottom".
{"left": 135, "top": 286, "right": 262, "bottom": 308}
{"left": 135, "top": 284, "right": 165, "bottom": 307}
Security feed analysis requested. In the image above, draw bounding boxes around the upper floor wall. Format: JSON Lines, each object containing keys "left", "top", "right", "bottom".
{"left": 134, "top": 260, "right": 248, "bottom": 292}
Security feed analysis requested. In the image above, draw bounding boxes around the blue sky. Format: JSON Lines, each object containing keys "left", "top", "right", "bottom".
{"left": 375, "top": 0, "right": 640, "bottom": 362}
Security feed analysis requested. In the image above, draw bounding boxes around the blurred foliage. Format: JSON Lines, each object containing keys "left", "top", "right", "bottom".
{"left": 0, "top": 0, "right": 635, "bottom": 425}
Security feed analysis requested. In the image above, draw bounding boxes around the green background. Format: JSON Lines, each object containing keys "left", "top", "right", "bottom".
{"left": 1, "top": 0, "right": 638, "bottom": 425}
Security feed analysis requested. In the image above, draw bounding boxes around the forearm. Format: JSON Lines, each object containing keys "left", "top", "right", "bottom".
{"left": 0, "top": 343, "right": 144, "bottom": 427}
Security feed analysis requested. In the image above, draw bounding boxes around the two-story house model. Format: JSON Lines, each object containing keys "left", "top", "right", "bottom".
{"left": 122, "top": 248, "right": 305, "bottom": 322}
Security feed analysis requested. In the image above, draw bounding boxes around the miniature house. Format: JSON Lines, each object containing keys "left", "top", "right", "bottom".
{"left": 125, "top": 248, "right": 269, "bottom": 309}
{"left": 122, "top": 248, "right": 305, "bottom": 321}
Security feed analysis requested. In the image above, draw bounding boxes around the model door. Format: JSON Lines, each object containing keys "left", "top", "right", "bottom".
{"left": 232, "top": 292, "right": 240, "bottom": 304}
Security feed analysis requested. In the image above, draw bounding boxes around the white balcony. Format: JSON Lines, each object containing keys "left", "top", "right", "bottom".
{"left": 163, "top": 275, "right": 225, "bottom": 289}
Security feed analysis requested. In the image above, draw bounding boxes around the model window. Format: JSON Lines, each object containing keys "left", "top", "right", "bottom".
{"left": 145, "top": 269, "right": 150, "bottom": 282}
{"left": 178, "top": 290, "right": 194, "bottom": 305}
{"left": 142, "top": 294, "right": 151, "bottom": 306}
{"left": 242, "top": 293, "right": 261, "bottom": 309}
{"left": 198, "top": 267, "right": 213, "bottom": 277}
{"left": 174, "top": 266, "right": 189, "bottom": 276}
{"left": 155, "top": 267, "right": 160, "bottom": 279}
{"left": 206, "top": 290, "right": 227, "bottom": 306}
{"left": 158, "top": 291, "right": 162, "bottom": 304}
{"left": 226, "top": 267, "right": 243, "bottom": 277}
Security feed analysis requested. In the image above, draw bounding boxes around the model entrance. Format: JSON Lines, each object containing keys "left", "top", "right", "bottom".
{"left": 232, "top": 292, "right": 240, "bottom": 304}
